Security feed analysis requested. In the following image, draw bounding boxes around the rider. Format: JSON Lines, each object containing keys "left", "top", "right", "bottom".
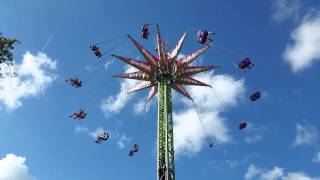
{"left": 250, "top": 91, "right": 261, "bottom": 101}
{"left": 69, "top": 109, "right": 87, "bottom": 120}
{"left": 90, "top": 44, "right": 98, "bottom": 52}
{"left": 197, "top": 30, "right": 214, "bottom": 45}
{"left": 209, "top": 142, "right": 214, "bottom": 148}
{"left": 66, "top": 77, "right": 82, "bottom": 88}
{"left": 95, "top": 132, "right": 109, "bottom": 144}
{"left": 141, "top": 24, "right": 150, "bottom": 39}
{"left": 90, "top": 44, "right": 103, "bottom": 58}
{"left": 238, "top": 58, "right": 254, "bottom": 70}
{"left": 239, "top": 122, "right": 247, "bottom": 130}
{"left": 129, "top": 144, "right": 139, "bottom": 156}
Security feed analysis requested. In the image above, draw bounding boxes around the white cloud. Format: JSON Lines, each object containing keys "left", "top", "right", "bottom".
{"left": 260, "top": 167, "right": 284, "bottom": 180}
{"left": 134, "top": 100, "right": 147, "bottom": 114}
{"left": 0, "top": 51, "right": 57, "bottom": 110}
{"left": 0, "top": 154, "right": 36, "bottom": 180}
{"left": 245, "top": 164, "right": 264, "bottom": 180}
{"left": 283, "top": 173, "right": 320, "bottom": 180}
{"left": 133, "top": 99, "right": 153, "bottom": 115}
{"left": 85, "top": 60, "right": 113, "bottom": 72}
{"left": 100, "top": 65, "right": 138, "bottom": 117}
{"left": 293, "top": 122, "right": 318, "bottom": 146}
{"left": 173, "top": 72, "right": 245, "bottom": 156}
{"left": 74, "top": 126, "right": 106, "bottom": 139}
{"left": 117, "top": 134, "right": 131, "bottom": 149}
{"left": 89, "top": 127, "right": 107, "bottom": 139}
{"left": 74, "top": 126, "right": 90, "bottom": 134}
{"left": 283, "top": 12, "right": 320, "bottom": 72}
{"left": 183, "top": 74, "right": 245, "bottom": 110}
{"left": 74, "top": 126, "right": 132, "bottom": 149}
{"left": 245, "top": 164, "right": 320, "bottom": 180}
{"left": 174, "top": 110, "right": 229, "bottom": 155}
{"left": 244, "top": 124, "right": 266, "bottom": 144}
{"left": 104, "top": 61, "right": 113, "bottom": 70}
{"left": 245, "top": 134, "right": 263, "bottom": 144}
{"left": 85, "top": 65, "right": 99, "bottom": 72}
{"left": 312, "top": 152, "right": 320, "bottom": 163}
{"left": 271, "top": 0, "right": 302, "bottom": 22}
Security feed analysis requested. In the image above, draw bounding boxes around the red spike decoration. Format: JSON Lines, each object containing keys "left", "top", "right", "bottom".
{"left": 112, "top": 25, "right": 219, "bottom": 180}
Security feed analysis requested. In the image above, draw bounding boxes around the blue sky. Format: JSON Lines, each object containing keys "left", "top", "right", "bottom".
{"left": 1, "top": 0, "right": 320, "bottom": 179}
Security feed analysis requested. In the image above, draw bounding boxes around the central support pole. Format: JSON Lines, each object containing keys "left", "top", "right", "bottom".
{"left": 157, "top": 80, "right": 175, "bottom": 180}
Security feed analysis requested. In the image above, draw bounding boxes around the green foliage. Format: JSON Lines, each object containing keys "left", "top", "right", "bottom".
{"left": 0, "top": 32, "right": 20, "bottom": 78}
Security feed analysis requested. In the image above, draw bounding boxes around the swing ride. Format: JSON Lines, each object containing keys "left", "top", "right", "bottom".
{"left": 65, "top": 24, "right": 262, "bottom": 180}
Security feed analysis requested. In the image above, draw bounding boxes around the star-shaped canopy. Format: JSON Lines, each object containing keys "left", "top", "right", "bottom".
{"left": 112, "top": 25, "right": 219, "bottom": 101}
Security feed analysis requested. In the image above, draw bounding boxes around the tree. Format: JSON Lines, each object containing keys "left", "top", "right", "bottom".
{"left": 0, "top": 32, "right": 19, "bottom": 78}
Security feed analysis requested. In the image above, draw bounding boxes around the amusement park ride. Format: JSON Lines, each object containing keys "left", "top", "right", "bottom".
{"left": 65, "top": 24, "right": 260, "bottom": 180}
{"left": 111, "top": 25, "right": 219, "bottom": 180}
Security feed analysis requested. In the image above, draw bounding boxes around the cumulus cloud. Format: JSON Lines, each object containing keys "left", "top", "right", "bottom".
{"left": 104, "top": 61, "right": 113, "bottom": 70}
{"left": 0, "top": 154, "right": 36, "bottom": 180}
{"left": 75, "top": 126, "right": 131, "bottom": 148}
{"left": 89, "top": 127, "right": 107, "bottom": 139}
{"left": 134, "top": 100, "right": 147, "bottom": 114}
{"left": 0, "top": 51, "right": 57, "bottom": 110}
{"left": 85, "top": 61, "right": 113, "bottom": 72}
{"left": 313, "top": 152, "right": 320, "bottom": 163}
{"left": 173, "top": 72, "right": 245, "bottom": 156}
{"left": 245, "top": 164, "right": 320, "bottom": 180}
{"left": 244, "top": 124, "right": 266, "bottom": 144}
{"left": 100, "top": 65, "right": 138, "bottom": 117}
{"left": 174, "top": 110, "right": 228, "bottom": 155}
{"left": 245, "top": 134, "right": 263, "bottom": 144}
{"left": 260, "top": 167, "right": 284, "bottom": 180}
{"left": 74, "top": 126, "right": 107, "bottom": 139}
{"left": 283, "top": 12, "right": 320, "bottom": 72}
{"left": 133, "top": 98, "right": 153, "bottom": 115}
{"left": 117, "top": 134, "right": 131, "bottom": 149}
{"left": 74, "top": 126, "right": 90, "bottom": 134}
{"left": 293, "top": 122, "right": 318, "bottom": 146}
{"left": 85, "top": 65, "right": 99, "bottom": 72}
{"left": 283, "top": 173, "right": 320, "bottom": 180}
{"left": 245, "top": 164, "right": 264, "bottom": 179}
{"left": 271, "top": 0, "right": 302, "bottom": 22}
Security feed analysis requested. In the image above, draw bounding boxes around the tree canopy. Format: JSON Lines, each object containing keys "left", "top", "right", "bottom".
{"left": 0, "top": 32, "right": 19, "bottom": 78}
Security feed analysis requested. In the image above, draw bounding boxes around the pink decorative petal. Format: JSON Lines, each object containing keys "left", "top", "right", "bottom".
{"left": 112, "top": 71, "right": 151, "bottom": 81}
{"left": 177, "top": 45, "right": 211, "bottom": 68}
{"left": 156, "top": 25, "right": 168, "bottom": 73}
{"left": 176, "top": 77, "right": 211, "bottom": 87}
{"left": 112, "top": 54, "right": 151, "bottom": 73}
{"left": 178, "top": 65, "right": 220, "bottom": 77}
{"left": 171, "top": 84, "right": 193, "bottom": 100}
{"left": 127, "top": 35, "right": 158, "bottom": 67}
{"left": 170, "top": 30, "right": 188, "bottom": 61}
{"left": 127, "top": 81, "right": 153, "bottom": 93}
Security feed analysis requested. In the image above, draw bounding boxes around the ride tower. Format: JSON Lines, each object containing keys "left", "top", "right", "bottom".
{"left": 112, "top": 25, "right": 219, "bottom": 180}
